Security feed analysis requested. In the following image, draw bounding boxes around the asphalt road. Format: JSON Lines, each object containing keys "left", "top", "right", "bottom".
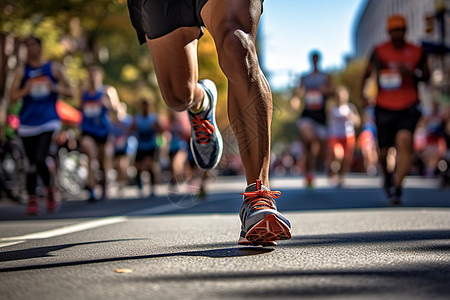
{"left": 1, "top": 174, "right": 449, "bottom": 300}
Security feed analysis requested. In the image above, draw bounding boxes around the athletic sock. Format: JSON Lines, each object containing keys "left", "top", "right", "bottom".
{"left": 189, "top": 84, "right": 210, "bottom": 115}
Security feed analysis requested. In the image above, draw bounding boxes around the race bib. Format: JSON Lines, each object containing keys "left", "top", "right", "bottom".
{"left": 379, "top": 70, "right": 402, "bottom": 90}
{"left": 83, "top": 102, "right": 102, "bottom": 118}
{"left": 305, "top": 90, "right": 323, "bottom": 110}
{"left": 29, "top": 76, "right": 51, "bottom": 99}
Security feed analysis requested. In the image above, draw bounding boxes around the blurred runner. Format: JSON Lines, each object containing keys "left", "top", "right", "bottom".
{"left": 8, "top": 36, "right": 73, "bottom": 215}
{"left": 327, "top": 86, "right": 360, "bottom": 186}
{"left": 79, "top": 65, "right": 117, "bottom": 202}
{"left": 291, "top": 50, "right": 335, "bottom": 188}
{"left": 167, "top": 110, "right": 190, "bottom": 188}
{"left": 421, "top": 101, "right": 447, "bottom": 177}
{"left": 110, "top": 102, "right": 132, "bottom": 194}
{"left": 129, "top": 98, "right": 160, "bottom": 197}
{"left": 128, "top": 0, "right": 291, "bottom": 245}
{"left": 357, "top": 105, "right": 379, "bottom": 176}
{"left": 360, "top": 14, "right": 430, "bottom": 205}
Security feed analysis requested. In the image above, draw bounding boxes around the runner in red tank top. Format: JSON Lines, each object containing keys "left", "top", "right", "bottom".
{"left": 360, "top": 14, "right": 430, "bottom": 205}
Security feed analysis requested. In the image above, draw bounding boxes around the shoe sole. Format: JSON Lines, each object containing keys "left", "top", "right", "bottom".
{"left": 245, "top": 214, "right": 291, "bottom": 244}
{"left": 238, "top": 236, "right": 277, "bottom": 247}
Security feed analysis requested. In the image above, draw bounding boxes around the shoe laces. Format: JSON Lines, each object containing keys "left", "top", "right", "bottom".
{"left": 239, "top": 180, "right": 281, "bottom": 211}
{"left": 191, "top": 114, "right": 214, "bottom": 144}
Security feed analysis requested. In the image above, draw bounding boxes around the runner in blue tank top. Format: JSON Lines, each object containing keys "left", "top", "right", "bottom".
{"left": 79, "top": 65, "right": 119, "bottom": 202}
{"left": 129, "top": 99, "right": 161, "bottom": 197}
{"left": 291, "top": 50, "right": 335, "bottom": 188}
{"left": 9, "top": 36, "right": 73, "bottom": 215}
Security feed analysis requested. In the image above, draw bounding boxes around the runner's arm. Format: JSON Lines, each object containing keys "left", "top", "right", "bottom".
{"left": 290, "top": 77, "right": 304, "bottom": 111}
{"left": 415, "top": 50, "right": 430, "bottom": 82}
{"left": 52, "top": 62, "right": 73, "bottom": 98}
{"left": 9, "top": 66, "right": 30, "bottom": 103}
{"left": 104, "top": 85, "right": 121, "bottom": 113}
{"left": 360, "top": 51, "right": 376, "bottom": 108}
{"left": 321, "top": 74, "right": 336, "bottom": 98}
{"left": 349, "top": 103, "right": 361, "bottom": 128}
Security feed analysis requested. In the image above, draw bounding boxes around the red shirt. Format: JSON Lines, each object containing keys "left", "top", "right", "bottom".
{"left": 372, "top": 41, "right": 426, "bottom": 110}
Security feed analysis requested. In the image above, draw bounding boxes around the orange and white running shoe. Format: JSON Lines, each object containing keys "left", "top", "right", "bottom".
{"left": 238, "top": 180, "right": 291, "bottom": 246}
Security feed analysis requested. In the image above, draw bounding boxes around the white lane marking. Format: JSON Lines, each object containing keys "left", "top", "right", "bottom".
{"left": 0, "top": 241, "right": 25, "bottom": 248}
{"left": 0, "top": 216, "right": 127, "bottom": 242}
{"left": 0, "top": 193, "right": 232, "bottom": 248}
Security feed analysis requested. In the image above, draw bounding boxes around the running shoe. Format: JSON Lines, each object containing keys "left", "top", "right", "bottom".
{"left": 46, "top": 187, "right": 60, "bottom": 213}
{"left": 383, "top": 172, "right": 394, "bottom": 198}
{"left": 188, "top": 79, "right": 223, "bottom": 170}
{"left": 238, "top": 180, "right": 291, "bottom": 246}
{"left": 26, "top": 195, "right": 39, "bottom": 216}
{"left": 389, "top": 187, "right": 403, "bottom": 206}
{"left": 305, "top": 172, "right": 314, "bottom": 189}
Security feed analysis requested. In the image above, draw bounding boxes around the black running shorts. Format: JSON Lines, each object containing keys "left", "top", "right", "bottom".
{"left": 128, "top": 0, "right": 208, "bottom": 44}
{"left": 374, "top": 103, "right": 422, "bottom": 148}
{"left": 128, "top": 0, "right": 264, "bottom": 44}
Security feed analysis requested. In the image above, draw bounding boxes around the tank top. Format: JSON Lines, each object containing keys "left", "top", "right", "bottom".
{"left": 328, "top": 104, "right": 356, "bottom": 138}
{"left": 111, "top": 115, "right": 132, "bottom": 152}
{"left": 19, "top": 61, "right": 60, "bottom": 137}
{"left": 301, "top": 72, "right": 328, "bottom": 125}
{"left": 372, "top": 41, "right": 425, "bottom": 110}
{"left": 135, "top": 113, "right": 158, "bottom": 151}
{"left": 81, "top": 86, "right": 109, "bottom": 138}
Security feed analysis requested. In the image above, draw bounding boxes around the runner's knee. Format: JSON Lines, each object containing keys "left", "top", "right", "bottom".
{"left": 396, "top": 130, "right": 413, "bottom": 151}
{"left": 217, "top": 29, "right": 260, "bottom": 84}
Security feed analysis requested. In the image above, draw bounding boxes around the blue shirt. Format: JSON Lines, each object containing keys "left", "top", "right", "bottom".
{"left": 81, "top": 87, "right": 110, "bottom": 138}
{"left": 19, "top": 61, "right": 60, "bottom": 136}
{"left": 135, "top": 113, "right": 158, "bottom": 151}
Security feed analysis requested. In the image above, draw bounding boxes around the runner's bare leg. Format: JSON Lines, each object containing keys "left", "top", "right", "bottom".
{"left": 201, "top": 0, "right": 271, "bottom": 187}
{"left": 145, "top": 28, "right": 205, "bottom": 113}
{"left": 395, "top": 130, "right": 413, "bottom": 188}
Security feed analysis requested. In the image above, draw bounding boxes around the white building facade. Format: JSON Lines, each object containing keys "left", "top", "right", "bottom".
{"left": 354, "top": 0, "right": 438, "bottom": 58}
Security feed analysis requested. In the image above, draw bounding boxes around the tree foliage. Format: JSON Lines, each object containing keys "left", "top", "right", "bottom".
{"left": 0, "top": 0, "right": 228, "bottom": 125}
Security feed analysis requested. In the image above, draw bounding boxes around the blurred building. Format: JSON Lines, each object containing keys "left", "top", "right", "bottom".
{"left": 354, "top": 0, "right": 439, "bottom": 57}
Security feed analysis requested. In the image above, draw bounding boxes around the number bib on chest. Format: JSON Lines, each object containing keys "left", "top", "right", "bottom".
{"left": 379, "top": 69, "right": 402, "bottom": 90}
{"left": 29, "top": 77, "right": 52, "bottom": 99}
{"left": 83, "top": 101, "right": 102, "bottom": 118}
{"left": 305, "top": 90, "right": 323, "bottom": 110}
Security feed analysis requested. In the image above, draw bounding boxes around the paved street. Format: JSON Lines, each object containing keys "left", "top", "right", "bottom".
{"left": 1, "top": 174, "right": 449, "bottom": 300}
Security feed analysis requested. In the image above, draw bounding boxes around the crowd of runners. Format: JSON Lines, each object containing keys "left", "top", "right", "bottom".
{"left": 1, "top": 1, "right": 449, "bottom": 246}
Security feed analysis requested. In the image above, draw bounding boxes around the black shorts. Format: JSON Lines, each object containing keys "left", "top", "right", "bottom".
{"left": 128, "top": 0, "right": 208, "bottom": 44}
{"left": 135, "top": 148, "right": 157, "bottom": 162}
{"left": 128, "top": 0, "right": 264, "bottom": 44}
{"left": 375, "top": 103, "right": 422, "bottom": 148}
{"left": 82, "top": 132, "right": 109, "bottom": 145}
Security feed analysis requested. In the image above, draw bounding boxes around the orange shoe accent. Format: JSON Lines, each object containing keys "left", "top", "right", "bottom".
{"left": 245, "top": 214, "right": 291, "bottom": 244}
{"left": 305, "top": 173, "right": 314, "bottom": 189}
{"left": 239, "top": 181, "right": 281, "bottom": 211}
{"left": 191, "top": 114, "right": 214, "bottom": 144}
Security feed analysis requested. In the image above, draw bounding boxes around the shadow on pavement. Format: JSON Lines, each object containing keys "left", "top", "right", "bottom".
{"left": 176, "top": 229, "right": 450, "bottom": 251}
{"left": 0, "top": 239, "right": 145, "bottom": 262}
{"left": 0, "top": 246, "right": 273, "bottom": 273}
{"left": 282, "top": 229, "right": 450, "bottom": 248}
{"left": 135, "top": 264, "right": 449, "bottom": 298}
